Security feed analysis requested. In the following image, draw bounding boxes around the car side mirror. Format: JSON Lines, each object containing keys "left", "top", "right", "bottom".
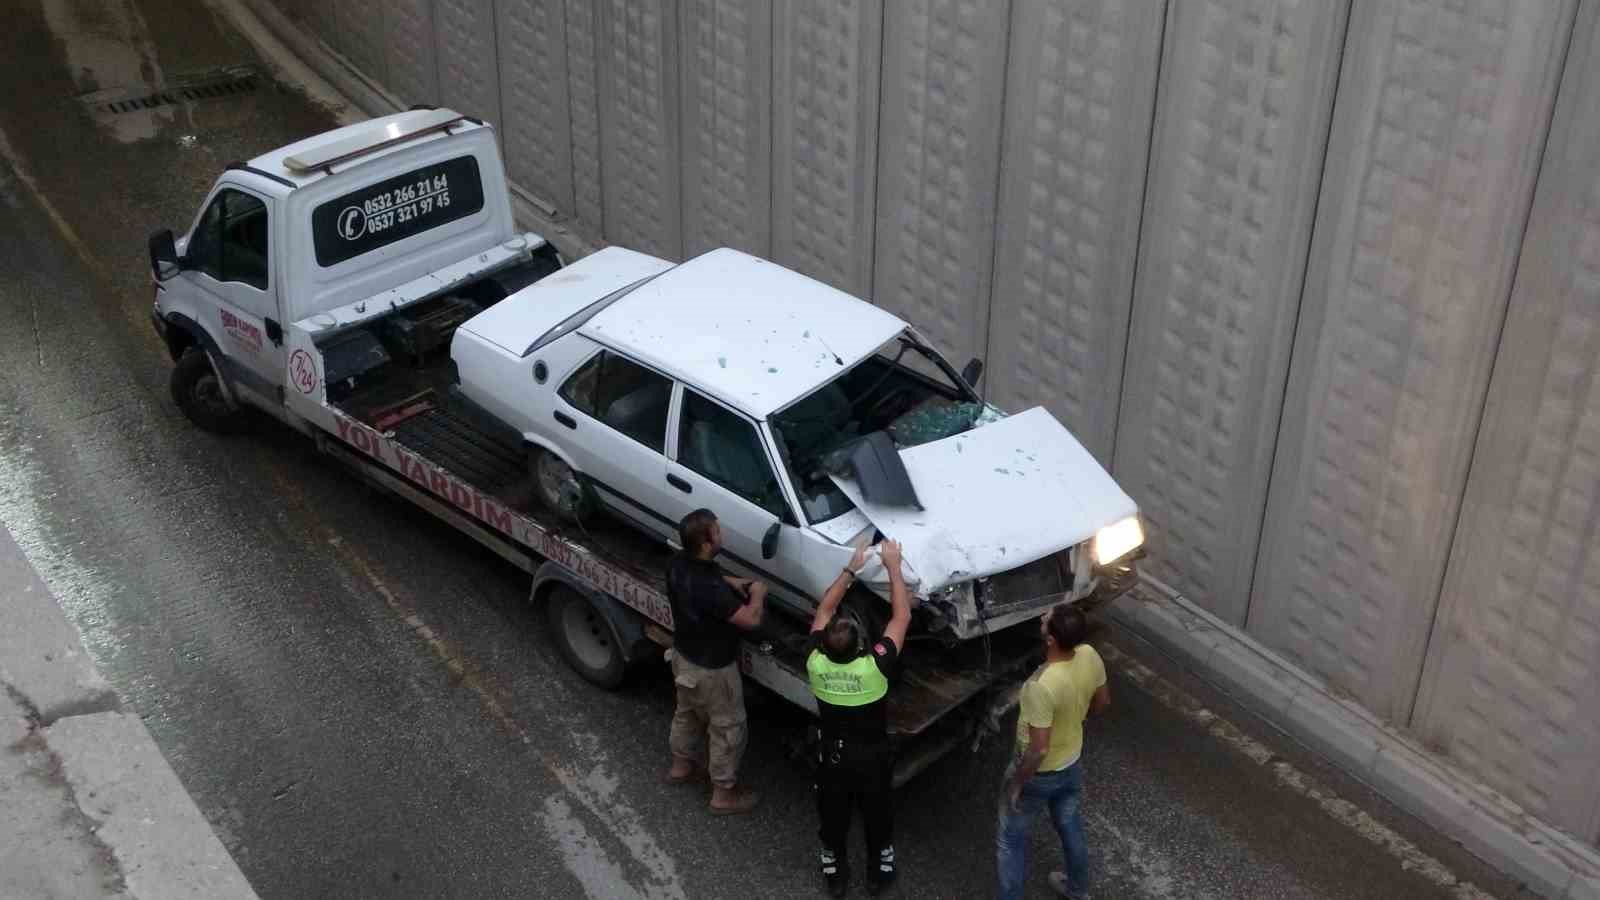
{"left": 761, "top": 521, "right": 781, "bottom": 560}
{"left": 961, "top": 357, "right": 984, "bottom": 388}
{"left": 148, "top": 228, "right": 180, "bottom": 281}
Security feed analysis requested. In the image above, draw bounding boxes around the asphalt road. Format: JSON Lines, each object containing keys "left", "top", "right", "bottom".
{"left": 0, "top": 1, "right": 1533, "bottom": 898}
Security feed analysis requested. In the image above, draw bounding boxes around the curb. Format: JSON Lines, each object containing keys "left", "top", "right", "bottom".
{"left": 1, "top": 525, "right": 257, "bottom": 899}
{"left": 1108, "top": 579, "right": 1600, "bottom": 900}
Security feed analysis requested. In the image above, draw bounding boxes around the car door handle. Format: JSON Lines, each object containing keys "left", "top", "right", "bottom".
{"left": 553, "top": 411, "right": 577, "bottom": 430}
{"left": 666, "top": 474, "right": 692, "bottom": 493}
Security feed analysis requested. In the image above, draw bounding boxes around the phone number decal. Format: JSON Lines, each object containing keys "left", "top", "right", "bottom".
{"left": 336, "top": 174, "right": 452, "bottom": 241}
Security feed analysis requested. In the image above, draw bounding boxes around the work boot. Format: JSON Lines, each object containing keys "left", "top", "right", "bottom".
{"left": 709, "top": 785, "right": 760, "bottom": 816}
{"left": 820, "top": 848, "right": 849, "bottom": 898}
{"left": 866, "top": 845, "right": 896, "bottom": 895}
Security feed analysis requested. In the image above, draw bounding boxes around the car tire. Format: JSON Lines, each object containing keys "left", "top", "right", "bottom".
{"left": 171, "top": 349, "right": 244, "bottom": 434}
{"left": 531, "top": 446, "right": 596, "bottom": 522}
{"left": 546, "top": 584, "right": 627, "bottom": 689}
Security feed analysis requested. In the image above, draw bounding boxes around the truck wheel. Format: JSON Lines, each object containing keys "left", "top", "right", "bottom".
{"left": 532, "top": 447, "right": 595, "bottom": 522}
{"left": 547, "top": 584, "right": 626, "bottom": 688}
{"left": 171, "top": 349, "right": 244, "bottom": 433}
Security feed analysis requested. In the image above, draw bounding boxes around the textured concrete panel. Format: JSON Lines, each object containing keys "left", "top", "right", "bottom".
{"left": 383, "top": 0, "right": 437, "bottom": 105}
{"left": 987, "top": 0, "right": 1165, "bottom": 460}
{"left": 335, "top": 0, "right": 388, "bottom": 86}
{"left": 680, "top": 0, "right": 772, "bottom": 258}
{"left": 597, "top": 0, "right": 682, "bottom": 258}
{"left": 1111, "top": 0, "right": 1348, "bottom": 624}
{"left": 497, "top": 0, "right": 575, "bottom": 214}
{"left": 771, "top": 0, "right": 883, "bottom": 297}
{"left": 1413, "top": 0, "right": 1600, "bottom": 844}
{"left": 1248, "top": 0, "right": 1575, "bottom": 722}
{"left": 564, "top": 0, "right": 605, "bottom": 238}
{"left": 434, "top": 0, "right": 501, "bottom": 124}
{"left": 871, "top": 0, "right": 1011, "bottom": 363}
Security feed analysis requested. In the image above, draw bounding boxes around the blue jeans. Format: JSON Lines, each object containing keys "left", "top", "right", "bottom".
{"left": 995, "top": 760, "right": 1088, "bottom": 900}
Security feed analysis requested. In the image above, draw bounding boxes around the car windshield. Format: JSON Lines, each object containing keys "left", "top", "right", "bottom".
{"left": 770, "top": 332, "right": 983, "bottom": 523}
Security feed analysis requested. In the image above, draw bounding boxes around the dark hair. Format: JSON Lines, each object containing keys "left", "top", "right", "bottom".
{"left": 678, "top": 508, "right": 718, "bottom": 557}
{"left": 1045, "top": 604, "right": 1087, "bottom": 650}
{"left": 820, "top": 616, "right": 864, "bottom": 664}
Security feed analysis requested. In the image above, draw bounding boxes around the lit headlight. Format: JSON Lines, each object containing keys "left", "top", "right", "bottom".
{"left": 1091, "top": 516, "right": 1144, "bottom": 566}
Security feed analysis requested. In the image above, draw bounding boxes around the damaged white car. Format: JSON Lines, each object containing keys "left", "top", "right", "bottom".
{"left": 451, "top": 246, "right": 1143, "bottom": 640}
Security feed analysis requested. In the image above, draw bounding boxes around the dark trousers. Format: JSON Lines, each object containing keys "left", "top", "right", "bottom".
{"left": 815, "top": 733, "right": 893, "bottom": 860}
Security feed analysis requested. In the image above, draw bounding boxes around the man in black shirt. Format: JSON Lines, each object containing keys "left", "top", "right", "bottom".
{"left": 665, "top": 508, "right": 766, "bottom": 815}
{"left": 807, "top": 540, "right": 911, "bottom": 896}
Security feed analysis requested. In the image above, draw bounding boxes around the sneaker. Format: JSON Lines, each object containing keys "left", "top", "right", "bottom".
{"left": 866, "top": 845, "right": 897, "bottom": 895}
{"left": 1047, "top": 870, "right": 1086, "bottom": 899}
{"left": 820, "top": 848, "right": 849, "bottom": 898}
{"left": 708, "top": 785, "right": 760, "bottom": 816}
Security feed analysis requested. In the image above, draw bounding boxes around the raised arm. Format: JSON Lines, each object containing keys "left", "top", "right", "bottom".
{"left": 879, "top": 540, "right": 911, "bottom": 650}
{"left": 810, "top": 545, "right": 869, "bottom": 632}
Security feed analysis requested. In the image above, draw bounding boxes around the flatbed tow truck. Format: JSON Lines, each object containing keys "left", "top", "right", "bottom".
{"left": 146, "top": 108, "right": 1140, "bottom": 785}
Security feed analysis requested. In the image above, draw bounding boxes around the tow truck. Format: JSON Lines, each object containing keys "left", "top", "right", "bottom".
{"left": 146, "top": 108, "right": 1141, "bottom": 784}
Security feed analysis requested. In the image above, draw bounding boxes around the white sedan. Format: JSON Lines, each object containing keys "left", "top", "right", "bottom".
{"left": 450, "top": 247, "right": 1143, "bottom": 639}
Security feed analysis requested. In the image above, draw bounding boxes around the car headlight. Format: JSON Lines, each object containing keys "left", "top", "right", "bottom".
{"left": 1091, "top": 516, "right": 1144, "bottom": 566}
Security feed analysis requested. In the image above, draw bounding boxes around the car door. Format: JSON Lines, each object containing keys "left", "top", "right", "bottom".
{"left": 555, "top": 347, "right": 679, "bottom": 539}
{"left": 663, "top": 387, "right": 816, "bottom": 610}
{"left": 183, "top": 186, "right": 284, "bottom": 397}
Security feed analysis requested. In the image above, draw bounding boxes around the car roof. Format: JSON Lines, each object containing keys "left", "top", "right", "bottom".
{"left": 579, "top": 248, "right": 908, "bottom": 418}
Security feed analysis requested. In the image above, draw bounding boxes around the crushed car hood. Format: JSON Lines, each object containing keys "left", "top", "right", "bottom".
{"left": 831, "top": 406, "right": 1137, "bottom": 591}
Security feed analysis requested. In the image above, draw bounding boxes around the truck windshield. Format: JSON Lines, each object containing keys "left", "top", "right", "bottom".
{"left": 771, "top": 332, "right": 983, "bottom": 523}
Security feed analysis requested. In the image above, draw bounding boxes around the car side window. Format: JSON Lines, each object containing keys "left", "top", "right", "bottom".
{"left": 677, "top": 389, "right": 789, "bottom": 521}
{"left": 220, "top": 190, "right": 269, "bottom": 290}
{"left": 559, "top": 350, "right": 671, "bottom": 453}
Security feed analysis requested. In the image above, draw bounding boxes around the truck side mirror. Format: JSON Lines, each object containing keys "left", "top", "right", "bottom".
{"left": 761, "top": 521, "right": 781, "bottom": 560}
{"left": 961, "top": 357, "right": 984, "bottom": 389}
{"left": 148, "top": 229, "right": 180, "bottom": 281}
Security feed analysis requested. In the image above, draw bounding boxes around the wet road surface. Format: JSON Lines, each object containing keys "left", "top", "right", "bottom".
{"left": 0, "top": 1, "right": 1532, "bottom": 897}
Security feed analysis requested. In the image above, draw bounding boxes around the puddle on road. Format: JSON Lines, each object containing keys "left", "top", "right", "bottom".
{"left": 42, "top": 0, "right": 169, "bottom": 142}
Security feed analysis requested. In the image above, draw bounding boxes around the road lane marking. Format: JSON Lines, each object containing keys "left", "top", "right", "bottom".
{"left": 282, "top": 471, "right": 686, "bottom": 899}
{"left": 1100, "top": 642, "right": 1496, "bottom": 900}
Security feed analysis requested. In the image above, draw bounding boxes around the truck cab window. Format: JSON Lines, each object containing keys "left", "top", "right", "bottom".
{"left": 221, "top": 190, "right": 269, "bottom": 290}
{"left": 559, "top": 350, "right": 671, "bottom": 453}
{"left": 189, "top": 189, "right": 269, "bottom": 290}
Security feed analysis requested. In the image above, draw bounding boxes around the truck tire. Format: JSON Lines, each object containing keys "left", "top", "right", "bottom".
{"left": 546, "top": 584, "right": 627, "bottom": 688}
{"left": 531, "top": 447, "right": 596, "bottom": 522}
{"left": 171, "top": 349, "right": 244, "bottom": 434}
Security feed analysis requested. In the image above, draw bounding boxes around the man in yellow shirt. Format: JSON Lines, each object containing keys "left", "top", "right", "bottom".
{"left": 996, "top": 604, "right": 1110, "bottom": 900}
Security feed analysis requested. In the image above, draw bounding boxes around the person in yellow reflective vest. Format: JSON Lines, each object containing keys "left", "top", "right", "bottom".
{"left": 806, "top": 539, "right": 911, "bottom": 898}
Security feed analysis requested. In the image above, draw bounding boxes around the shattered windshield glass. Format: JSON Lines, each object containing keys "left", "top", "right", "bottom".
{"left": 771, "top": 332, "right": 982, "bottom": 524}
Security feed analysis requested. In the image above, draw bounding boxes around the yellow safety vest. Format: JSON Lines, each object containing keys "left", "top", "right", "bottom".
{"left": 807, "top": 650, "right": 889, "bottom": 707}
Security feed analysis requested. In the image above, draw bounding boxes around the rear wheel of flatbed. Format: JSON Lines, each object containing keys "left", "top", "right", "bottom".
{"left": 171, "top": 349, "right": 244, "bottom": 433}
{"left": 546, "top": 584, "right": 626, "bottom": 688}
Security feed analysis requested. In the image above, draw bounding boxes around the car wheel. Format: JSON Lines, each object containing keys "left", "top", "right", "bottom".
{"left": 532, "top": 446, "right": 595, "bottom": 521}
{"left": 546, "top": 584, "right": 626, "bottom": 688}
{"left": 171, "top": 349, "right": 244, "bottom": 434}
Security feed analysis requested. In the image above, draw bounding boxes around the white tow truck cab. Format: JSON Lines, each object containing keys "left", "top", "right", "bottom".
{"left": 148, "top": 111, "right": 1142, "bottom": 782}
{"left": 148, "top": 107, "right": 559, "bottom": 432}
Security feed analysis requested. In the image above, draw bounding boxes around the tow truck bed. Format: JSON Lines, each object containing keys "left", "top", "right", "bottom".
{"left": 316, "top": 381, "right": 1036, "bottom": 783}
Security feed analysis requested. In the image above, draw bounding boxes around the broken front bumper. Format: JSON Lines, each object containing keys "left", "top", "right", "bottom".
{"left": 932, "top": 551, "right": 1143, "bottom": 641}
